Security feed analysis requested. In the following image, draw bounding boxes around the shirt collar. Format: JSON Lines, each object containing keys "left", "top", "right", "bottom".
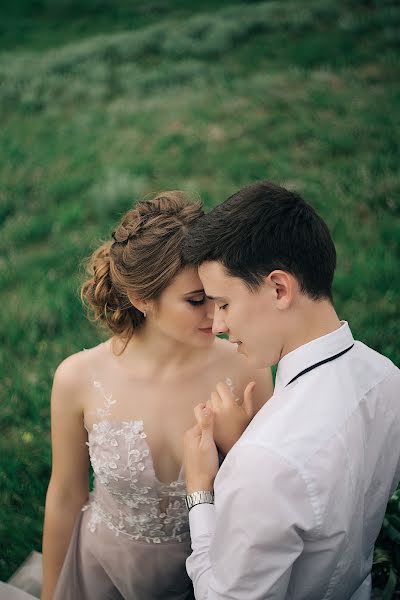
{"left": 274, "top": 321, "right": 354, "bottom": 392}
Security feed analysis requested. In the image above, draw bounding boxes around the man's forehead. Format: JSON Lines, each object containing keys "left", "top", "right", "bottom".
{"left": 198, "top": 261, "right": 233, "bottom": 299}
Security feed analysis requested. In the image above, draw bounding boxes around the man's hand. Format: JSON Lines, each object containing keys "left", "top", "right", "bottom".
{"left": 184, "top": 403, "right": 219, "bottom": 495}
{"left": 206, "top": 381, "right": 257, "bottom": 456}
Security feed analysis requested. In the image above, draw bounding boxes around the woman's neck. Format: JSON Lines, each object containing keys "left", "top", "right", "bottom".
{"left": 110, "top": 328, "right": 212, "bottom": 381}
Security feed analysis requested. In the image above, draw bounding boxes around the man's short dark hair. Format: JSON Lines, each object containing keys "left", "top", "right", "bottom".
{"left": 182, "top": 181, "right": 336, "bottom": 301}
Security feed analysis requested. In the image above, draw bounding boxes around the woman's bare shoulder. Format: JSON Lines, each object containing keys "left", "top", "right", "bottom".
{"left": 52, "top": 341, "right": 105, "bottom": 393}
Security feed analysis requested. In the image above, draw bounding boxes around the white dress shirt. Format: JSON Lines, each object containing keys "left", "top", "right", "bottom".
{"left": 186, "top": 322, "right": 400, "bottom": 599}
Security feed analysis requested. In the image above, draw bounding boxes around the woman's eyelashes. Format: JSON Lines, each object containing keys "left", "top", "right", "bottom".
{"left": 219, "top": 304, "right": 228, "bottom": 311}
{"left": 187, "top": 297, "right": 206, "bottom": 306}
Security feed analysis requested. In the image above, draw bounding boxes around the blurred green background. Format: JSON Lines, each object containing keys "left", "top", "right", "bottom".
{"left": 0, "top": 0, "right": 399, "bottom": 595}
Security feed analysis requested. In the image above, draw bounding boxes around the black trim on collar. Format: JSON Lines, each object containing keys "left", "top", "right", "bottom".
{"left": 286, "top": 344, "right": 355, "bottom": 387}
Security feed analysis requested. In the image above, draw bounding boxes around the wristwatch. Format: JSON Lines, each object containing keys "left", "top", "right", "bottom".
{"left": 185, "top": 490, "right": 215, "bottom": 511}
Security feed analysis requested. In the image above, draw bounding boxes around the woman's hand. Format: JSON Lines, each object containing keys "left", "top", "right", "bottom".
{"left": 206, "top": 380, "right": 257, "bottom": 456}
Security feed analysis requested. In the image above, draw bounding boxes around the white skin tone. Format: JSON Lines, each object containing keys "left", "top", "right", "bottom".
{"left": 184, "top": 260, "right": 341, "bottom": 494}
{"left": 42, "top": 265, "right": 272, "bottom": 600}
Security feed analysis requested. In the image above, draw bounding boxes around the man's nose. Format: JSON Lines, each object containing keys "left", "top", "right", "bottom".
{"left": 212, "top": 308, "right": 228, "bottom": 336}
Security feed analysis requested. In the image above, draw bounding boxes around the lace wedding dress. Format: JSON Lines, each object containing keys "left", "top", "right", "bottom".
{"left": 54, "top": 346, "right": 195, "bottom": 600}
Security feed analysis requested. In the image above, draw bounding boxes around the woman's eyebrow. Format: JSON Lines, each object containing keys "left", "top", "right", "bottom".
{"left": 206, "top": 295, "right": 227, "bottom": 301}
{"left": 183, "top": 289, "right": 205, "bottom": 296}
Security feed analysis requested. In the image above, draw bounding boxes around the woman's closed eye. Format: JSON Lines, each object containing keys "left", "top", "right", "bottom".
{"left": 188, "top": 296, "right": 206, "bottom": 306}
{"left": 219, "top": 304, "right": 228, "bottom": 310}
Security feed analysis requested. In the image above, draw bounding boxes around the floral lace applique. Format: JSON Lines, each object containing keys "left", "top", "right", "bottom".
{"left": 225, "top": 377, "right": 235, "bottom": 393}
{"left": 92, "top": 379, "right": 116, "bottom": 419}
{"left": 83, "top": 375, "right": 189, "bottom": 544}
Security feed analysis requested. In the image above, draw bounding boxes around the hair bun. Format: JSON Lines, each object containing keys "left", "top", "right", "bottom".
{"left": 81, "top": 191, "right": 204, "bottom": 343}
{"left": 80, "top": 241, "right": 135, "bottom": 337}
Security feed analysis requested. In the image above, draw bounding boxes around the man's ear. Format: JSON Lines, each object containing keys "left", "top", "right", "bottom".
{"left": 267, "top": 270, "right": 297, "bottom": 309}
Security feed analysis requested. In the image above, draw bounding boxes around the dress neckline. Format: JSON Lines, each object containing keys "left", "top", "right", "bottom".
{"left": 83, "top": 344, "right": 187, "bottom": 487}
{"left": 87, "top": 418, "right": 185, "bottom": 488}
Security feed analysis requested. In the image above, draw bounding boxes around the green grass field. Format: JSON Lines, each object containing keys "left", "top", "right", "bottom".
{"left": 0, "top": 0, "right": 399, "bottom": 595}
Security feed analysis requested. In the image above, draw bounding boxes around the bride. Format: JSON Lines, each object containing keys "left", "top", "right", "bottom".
{"left": 41, "top": 191, "right": 273, "bottom": 600}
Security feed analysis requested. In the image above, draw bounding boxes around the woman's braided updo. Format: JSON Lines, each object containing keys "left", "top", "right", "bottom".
{"left": 80, "top": 191, "right": 204, "bottom": 344}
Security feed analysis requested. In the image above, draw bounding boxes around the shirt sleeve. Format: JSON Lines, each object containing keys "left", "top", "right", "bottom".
{"left": 186, "top": 442, "right": 317, "bottom": 600}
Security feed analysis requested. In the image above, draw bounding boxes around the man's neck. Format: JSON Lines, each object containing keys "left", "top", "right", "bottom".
{"left": 280, "top": 300, "right": 342, "bottom": 360}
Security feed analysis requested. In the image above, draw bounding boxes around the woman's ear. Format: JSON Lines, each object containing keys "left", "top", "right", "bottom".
{"left": 127, "top": 293, "right": 149, "bottom": 315}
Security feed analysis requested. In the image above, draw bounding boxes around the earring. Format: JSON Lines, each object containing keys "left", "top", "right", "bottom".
{"left": 143, "top": 310, "right": 147, "bottom": 318}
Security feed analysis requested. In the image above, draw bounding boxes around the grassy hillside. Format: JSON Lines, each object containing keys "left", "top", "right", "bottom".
{"left": 0, "top": 0, "right": 399, "bottom": 594}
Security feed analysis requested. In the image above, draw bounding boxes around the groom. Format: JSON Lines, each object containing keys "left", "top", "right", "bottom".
{"left": 182, "top": 181, "right": 400, "bottom": 599}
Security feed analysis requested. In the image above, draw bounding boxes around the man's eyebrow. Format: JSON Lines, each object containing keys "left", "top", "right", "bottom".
{"left": 183, "top": 289, "right": 205, "bottom": 296}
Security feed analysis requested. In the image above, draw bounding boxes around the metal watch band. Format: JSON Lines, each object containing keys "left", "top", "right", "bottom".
{"left": 185, "top": 490, "right": 214, "bottom": 511}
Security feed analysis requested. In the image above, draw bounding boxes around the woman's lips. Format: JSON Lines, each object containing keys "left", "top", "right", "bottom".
{"left": 199, "top": 327, "right": 214, "bottom": 334}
